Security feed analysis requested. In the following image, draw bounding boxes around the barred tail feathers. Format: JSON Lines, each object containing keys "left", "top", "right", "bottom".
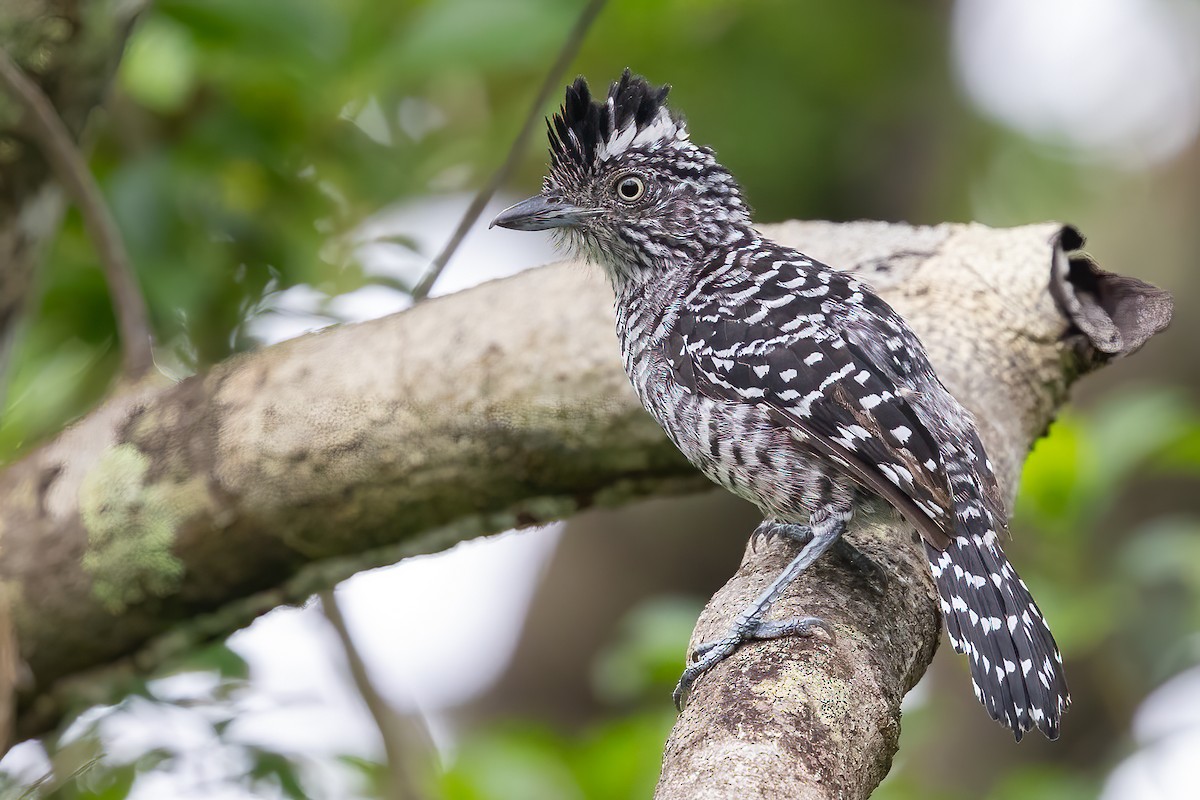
{"left": 924, "top": 525, "right": 1070, "bottom": 740}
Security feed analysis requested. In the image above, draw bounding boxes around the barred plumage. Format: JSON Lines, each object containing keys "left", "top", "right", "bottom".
{"left": 492, "top": 69, "right": 1069, "bottom": 740}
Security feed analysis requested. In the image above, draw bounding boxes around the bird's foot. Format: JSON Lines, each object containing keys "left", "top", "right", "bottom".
{"left": 673, "top": 615, "right": 833, "bottom": 709}
{"left": 675, "top": 513, "right": 845, "bottom": 709}
{"left": 749, "top": 521, "right": 811, "bottom": 552}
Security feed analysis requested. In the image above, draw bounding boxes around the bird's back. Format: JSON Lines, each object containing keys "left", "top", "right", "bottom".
{"left": 615, "top": 237, "right": 969, "bottom": 535}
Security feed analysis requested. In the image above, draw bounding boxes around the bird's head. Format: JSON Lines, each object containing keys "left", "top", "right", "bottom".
{"left": 491, "top": 70, "right": 752, "bottom": 286}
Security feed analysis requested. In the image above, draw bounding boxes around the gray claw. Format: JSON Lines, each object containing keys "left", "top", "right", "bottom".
{"left": 674, "top": 615, "right": 833, "bottom": 709}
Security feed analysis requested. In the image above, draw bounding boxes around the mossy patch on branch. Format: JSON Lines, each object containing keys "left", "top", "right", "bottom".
{"left": 79, "top": 444, "right": 209, "bottom": 612}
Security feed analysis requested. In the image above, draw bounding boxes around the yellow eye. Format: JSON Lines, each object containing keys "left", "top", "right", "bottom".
{"left": 615, "top": 174, "right": 646, "bottom": 202}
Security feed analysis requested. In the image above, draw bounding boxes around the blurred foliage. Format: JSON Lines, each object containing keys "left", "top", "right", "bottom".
{"left": 589, "top": 596, "right": 702, "bottom": 704}
{"left": 1, "top": 0, "right": 1197, "bottom": 797}
{"left": 0, "top": 643, "right": 251, "bottom": 799}
{"left": 438, "top": 712, "right": 676, "bottom": 800}
{"left": 1015, "top": 391, "right": 1200, "bottom": 664}
{"left": 435, "top": 597, "right": 693, "bottom": 799}
{"left": 0, "top": 603, "right": 688, "bottom": 800}
{"left": 1, "top": 0, "right": 1122, "bottom": 459}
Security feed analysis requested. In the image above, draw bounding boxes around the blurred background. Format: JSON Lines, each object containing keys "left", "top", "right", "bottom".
{"left": 1, "top": 0, "right": 1198, "bottom": 797}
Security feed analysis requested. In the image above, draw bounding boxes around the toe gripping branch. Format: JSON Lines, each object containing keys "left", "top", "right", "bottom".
{"left": 674, "top": 516, "right": 861, "bottom": 709}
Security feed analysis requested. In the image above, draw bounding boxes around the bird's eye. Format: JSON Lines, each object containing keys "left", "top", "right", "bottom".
{"left": 614, "top": 174, "right": 646, "bottom": 203}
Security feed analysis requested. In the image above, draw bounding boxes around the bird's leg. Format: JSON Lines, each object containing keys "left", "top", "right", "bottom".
{"left": 754, "top": 521, "right": 886, "bottom": 594}
{"left": 674, "top": 511, "right": 845, "bottom": 709}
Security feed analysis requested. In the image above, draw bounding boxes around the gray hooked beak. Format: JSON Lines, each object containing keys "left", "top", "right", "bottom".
{"left": 489, "top": 195, "right": 595, "bottom": 231}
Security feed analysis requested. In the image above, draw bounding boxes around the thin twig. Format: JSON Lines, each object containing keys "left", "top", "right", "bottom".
{"left": 0, "top": 47, "right": 154, "bottom": 380}
{"left": 0, "top": 328, "right": 16, "bottom": 423}
{"left": 17, "top": 756, "right": 101, "bottom": 800}
{"left": 320, "top": 589, "right": 435, "bottom": 800}
{"left": 0, "top": 587, "right": 14, "bottom": 756}
{"left": 409, "top": 0, "right": 608, "bottom": 301}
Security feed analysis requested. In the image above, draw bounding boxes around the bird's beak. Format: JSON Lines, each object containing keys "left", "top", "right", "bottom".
{"left": 489, "top": 195, "right": 593, "bottom": 231}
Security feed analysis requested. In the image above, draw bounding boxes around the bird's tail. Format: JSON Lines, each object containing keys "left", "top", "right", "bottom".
{"left": 924, "top": 529, "right": 1070, "bottom": 740}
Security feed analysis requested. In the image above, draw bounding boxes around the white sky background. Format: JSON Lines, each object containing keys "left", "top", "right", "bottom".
{"left": 5, "top": 1, "right": 1200, "bottom": 796}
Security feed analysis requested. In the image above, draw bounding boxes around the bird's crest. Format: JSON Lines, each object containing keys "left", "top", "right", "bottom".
{"left": 549, "top": 69, "right": 687, "bottom": 173}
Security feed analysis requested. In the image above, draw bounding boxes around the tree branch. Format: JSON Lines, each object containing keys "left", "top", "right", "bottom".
{"left": 0, "top": 221, "right": 1170, "bottom": 767}
{"left": 409, "top": 0, "right": 608, "bottom": 301}
{"left": 320, "top": 589, "right": 435, "bottom": 800}
{"left": 0, "top": 1, "right": 148, "bottom": 390}
{"left": 0, "top": 45, "right": 153, "bottom": 380}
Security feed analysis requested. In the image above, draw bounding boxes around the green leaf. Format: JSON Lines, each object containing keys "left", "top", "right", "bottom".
{"left": 569, "top": 711, "right": 677, "bottom": 800}
{"left": 1014, "top": 415, "right": 1089, "bottom": 532}
{"left": 247, "top": 749, "right": 312, "bottom": 800}
{"left": 1087, "top": 389, "right": 1198, "bottom": 491}
{"left": 984, "top": 765, "right": 1097, "bottom": 800}
{"left": 77, "top": 763, "right": 138, "bottom": 800}
{"left": 161, "top": 643, "right": 251, "bottom": 682}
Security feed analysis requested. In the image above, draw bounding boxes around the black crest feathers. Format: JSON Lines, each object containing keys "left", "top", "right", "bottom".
{"left": 548, "top": 69, "right": 673, "bottom": 172}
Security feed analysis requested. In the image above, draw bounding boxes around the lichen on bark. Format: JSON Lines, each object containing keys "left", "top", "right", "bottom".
{"left": 79, "top": 443, "right": 208, "bottom": 611}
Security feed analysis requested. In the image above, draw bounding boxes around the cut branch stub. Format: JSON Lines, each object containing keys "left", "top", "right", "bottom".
{"left": 1049, "top": 226, "right": 1173, "bottom": 365}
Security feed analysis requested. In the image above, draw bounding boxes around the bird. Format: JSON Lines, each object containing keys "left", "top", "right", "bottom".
{"left": 491, "top": 69, "right": 1070, "bottom": 740}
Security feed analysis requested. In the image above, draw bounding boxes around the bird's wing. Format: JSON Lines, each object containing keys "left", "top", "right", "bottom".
{"left": 843, "top": 288, "right": 1008, "bottom": 528}
{"left": 665, "top": 250, "right": 961, "bottom": 550}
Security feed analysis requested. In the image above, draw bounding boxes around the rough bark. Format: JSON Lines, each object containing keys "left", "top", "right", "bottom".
{"left": 0, "top": 221, "right": 1171, "bottom": 783}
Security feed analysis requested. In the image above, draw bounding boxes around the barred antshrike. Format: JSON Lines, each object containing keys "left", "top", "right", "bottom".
{"left": 492, "top": 70, "right": 1069, "bottom": 740}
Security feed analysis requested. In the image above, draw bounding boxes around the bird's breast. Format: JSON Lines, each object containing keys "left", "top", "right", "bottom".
{"left": 616, "top": 311, "right": 838, "bottom": 520}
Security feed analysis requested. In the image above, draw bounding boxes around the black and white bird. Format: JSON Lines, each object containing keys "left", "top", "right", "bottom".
{"left": 491, "top": 70, "right": 1069, "bottom": 740}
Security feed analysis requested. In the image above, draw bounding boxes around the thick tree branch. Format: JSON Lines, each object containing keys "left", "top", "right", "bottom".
{"left": 0, "top": 221, "right": 1170, "bottom": 771}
